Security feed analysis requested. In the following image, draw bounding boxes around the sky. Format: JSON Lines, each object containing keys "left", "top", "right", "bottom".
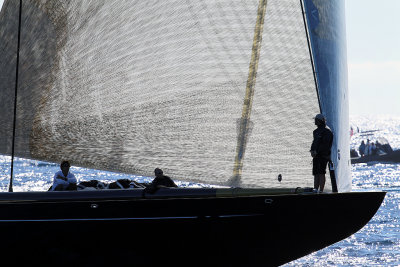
{"left": 346, "top": 0, "right": 400, "bottom": 116}
{"left": 0, "top": 0, "right": 399, "bottom": 116}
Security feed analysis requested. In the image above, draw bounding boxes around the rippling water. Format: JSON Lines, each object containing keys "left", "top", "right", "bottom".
{"left": 0, "top": 115, "right": 399, "bottom": 266}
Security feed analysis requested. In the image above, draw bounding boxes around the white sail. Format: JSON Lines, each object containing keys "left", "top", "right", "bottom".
{"left": 0, "top": 0, "right": 344, "bottom": 189}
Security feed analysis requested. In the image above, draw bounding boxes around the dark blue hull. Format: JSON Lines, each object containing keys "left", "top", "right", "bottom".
{"left": 0, "top": 189, "right": 385, "bottom": 266}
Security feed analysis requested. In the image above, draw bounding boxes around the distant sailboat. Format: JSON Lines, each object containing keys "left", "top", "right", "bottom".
{"left": 0, "top": 0, "right": 385, "bottom": 266}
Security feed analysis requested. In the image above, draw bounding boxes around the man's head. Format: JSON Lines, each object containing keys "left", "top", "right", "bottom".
{"left": 314, "top": 114, "right": 326, "bottom": 126}
{"left": 154, "top": 168, "right": 163, "bottom": 177}
{"left": 60, "top": 161, "right": 70, "bottom": 176}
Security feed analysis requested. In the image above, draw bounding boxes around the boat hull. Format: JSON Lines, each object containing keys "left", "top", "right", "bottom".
{"left": 0, "top": 189, "right": 385, "bottom": 266}
{"left": 351, "top": 149, "right": 400, "bottom": 164}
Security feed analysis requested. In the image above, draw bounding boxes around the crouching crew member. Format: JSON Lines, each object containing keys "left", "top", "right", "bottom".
{"left": 145, "top": 168, "right": 177, "bottom": 193}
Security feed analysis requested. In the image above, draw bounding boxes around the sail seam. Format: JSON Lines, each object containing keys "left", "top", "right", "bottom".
{"left": 231, "top": 0, "right": 268, "bottom": 187}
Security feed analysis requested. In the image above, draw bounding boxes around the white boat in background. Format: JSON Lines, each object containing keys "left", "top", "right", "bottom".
{"left": 351, "top": 136, "right": 400, "bottom": 164}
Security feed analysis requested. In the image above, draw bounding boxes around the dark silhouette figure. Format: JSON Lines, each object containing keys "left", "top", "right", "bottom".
{"left": 310, "top": 114, "right": 333, "bottom": 192}
{"left": 358, "top": 140, "right": 366, "bottom": 157}
{"left": 145, "top": 168, "right": 177, "bottom": 194}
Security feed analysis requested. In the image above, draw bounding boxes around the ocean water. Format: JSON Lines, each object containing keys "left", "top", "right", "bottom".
{"left": 0, "top": 115, "right": 399, "bottom": 266}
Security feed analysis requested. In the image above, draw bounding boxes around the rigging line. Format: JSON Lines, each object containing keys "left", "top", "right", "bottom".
{"left": 9, "top": 0, "right": 23, "bottom": 192}
{"left": 300, "top": 0, "right": 322, "bottom": 113}
{"left": 231, "top": 0, "right": 267, "bottom": 187}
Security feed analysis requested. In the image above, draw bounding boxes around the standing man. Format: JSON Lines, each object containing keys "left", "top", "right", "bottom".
{"left": 310, "top": 114, "right": 333, "bottom": 192}
{"left": 51, "top": 160, "right": 77, "bottom": 191}
{"left": 358, "top": 140, "right": 366, "bottom": 157}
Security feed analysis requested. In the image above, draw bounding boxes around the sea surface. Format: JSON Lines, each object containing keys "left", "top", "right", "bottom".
{"left": 0, "top": 115, "right": 399, "bottom": 266}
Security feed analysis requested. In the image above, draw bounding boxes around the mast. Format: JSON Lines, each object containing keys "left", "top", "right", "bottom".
{"left": 9, "top": 0, "right": 23, "bottom": 192}
{"left": 300, "top": 0, "right": 338, "bottom": 192}
{"left": 230, "top": 0, "right": 267, "bottom": 187}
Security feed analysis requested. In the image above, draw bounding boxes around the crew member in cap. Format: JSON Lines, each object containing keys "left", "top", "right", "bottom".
{"left": 310, "top": 114, "right": 333, "bottom": 192}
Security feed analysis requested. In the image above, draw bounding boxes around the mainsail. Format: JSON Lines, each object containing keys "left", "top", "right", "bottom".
{"left": 0, "top": 0, "right": 325, "bottom": 188}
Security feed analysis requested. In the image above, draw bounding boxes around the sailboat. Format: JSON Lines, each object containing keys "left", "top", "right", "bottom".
{"left": 0, "top": 0, "right": 385, "bottom": 266}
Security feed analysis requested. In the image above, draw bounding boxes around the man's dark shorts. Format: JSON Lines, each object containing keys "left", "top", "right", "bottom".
{"left": 313, "top": 157, "right": 329, "bottom": 175}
